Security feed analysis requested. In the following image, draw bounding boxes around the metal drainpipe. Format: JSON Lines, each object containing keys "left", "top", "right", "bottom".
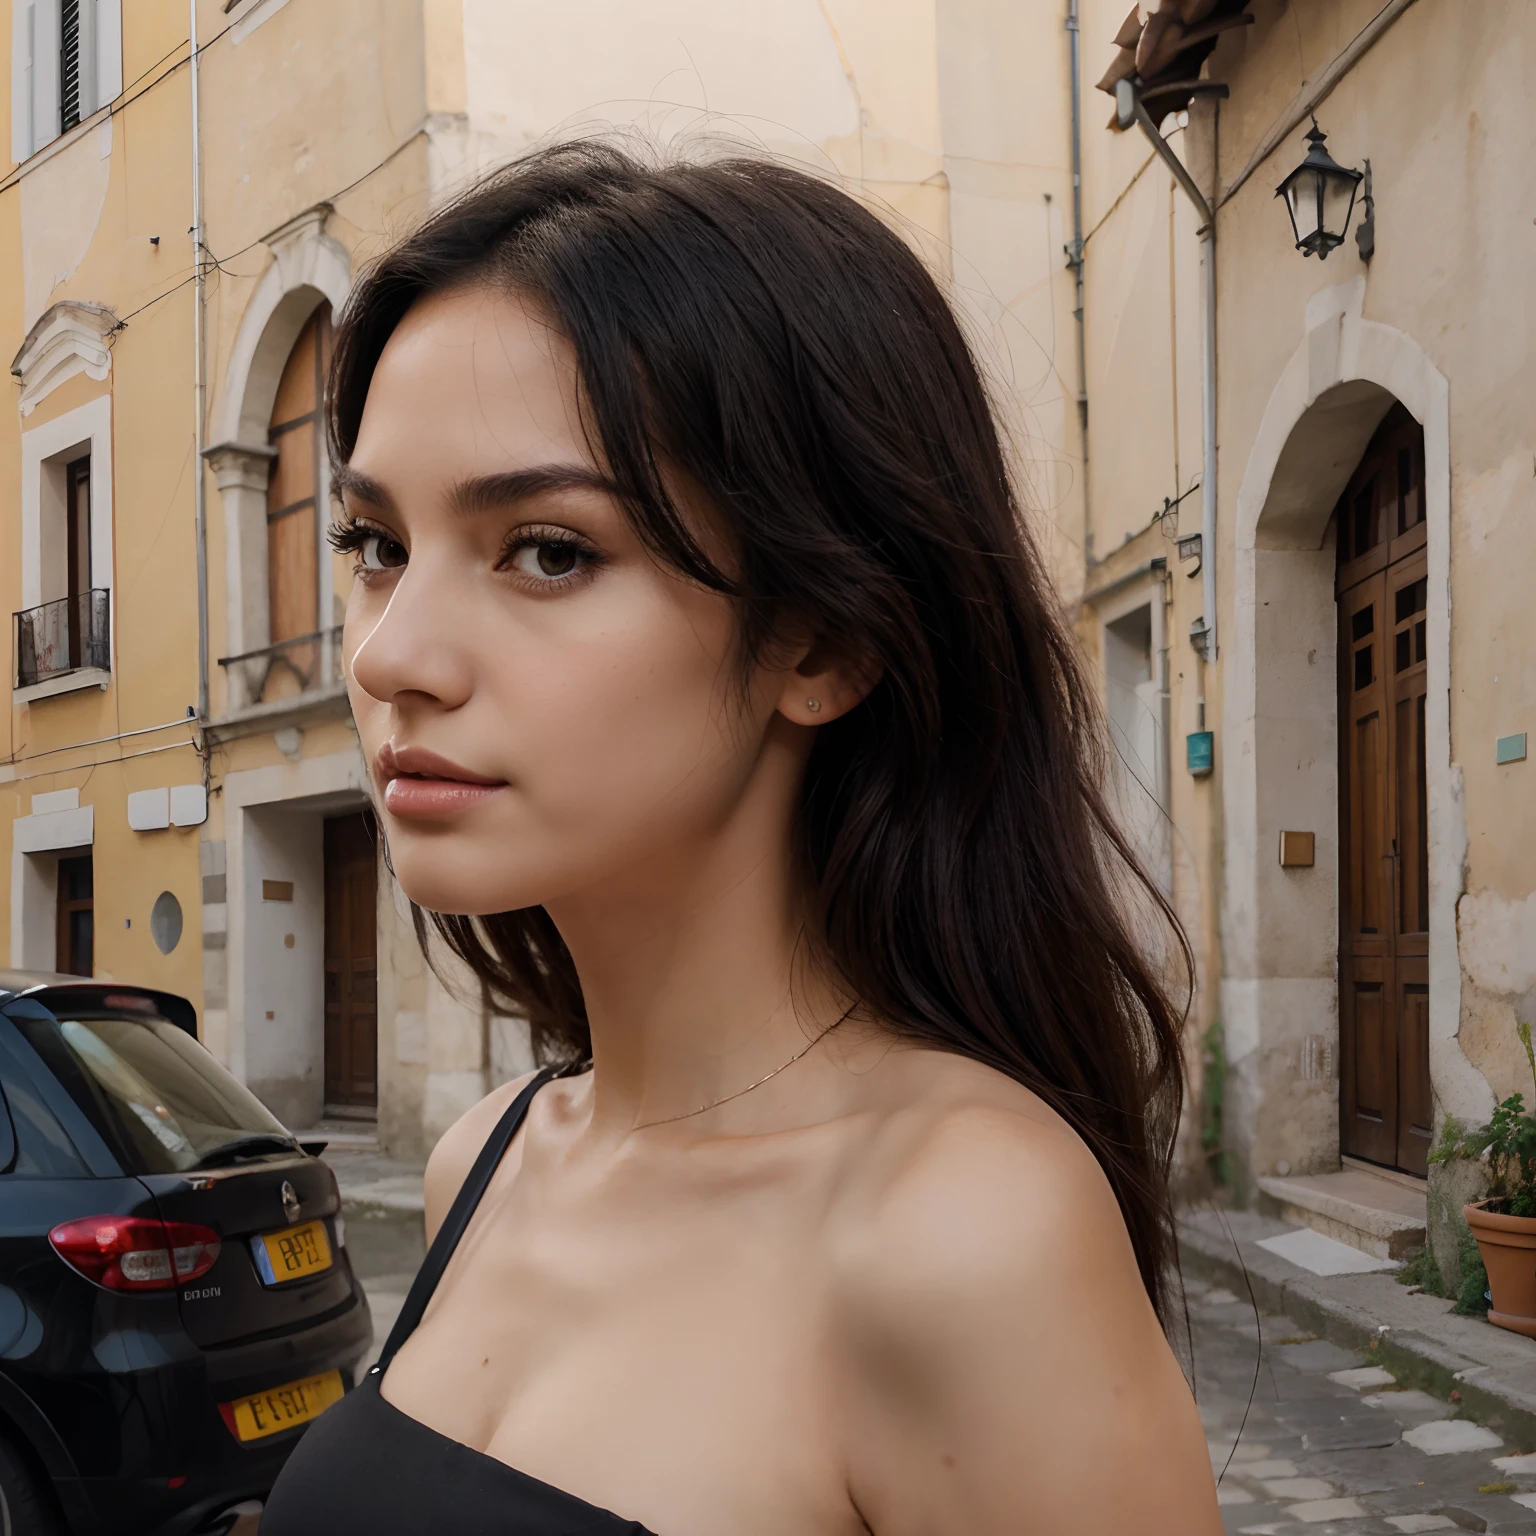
{"left": 190, "top": 0, "right": 210, "bottom": 723}
{"left": 1119, "top": 81, "right": 1218, "bottom": 663}
{"left": 1065, "top": 0, "right": 1091, "bottom": 568}
{"left": 1198, "top": 192, "right": 1217, "bottom": 662}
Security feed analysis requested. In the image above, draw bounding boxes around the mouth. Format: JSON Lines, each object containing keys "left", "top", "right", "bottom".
{"left": 376, "top": 742, "right": 509, "bottom": 820}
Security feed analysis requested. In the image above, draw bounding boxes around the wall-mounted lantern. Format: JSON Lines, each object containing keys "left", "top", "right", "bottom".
{"left": 1275, "top": 117, "right": 1364, "bottom": 260}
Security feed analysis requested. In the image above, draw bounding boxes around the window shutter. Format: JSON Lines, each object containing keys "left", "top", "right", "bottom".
{"left": 60, "top": 0, "right": 81, "bottom": 132}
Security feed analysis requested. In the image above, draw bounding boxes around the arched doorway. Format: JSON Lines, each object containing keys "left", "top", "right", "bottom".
{"left": 1223, "top": 280, "right": 1492, "bottom": 1194}
{"left": 1334, "top": 403, "right": 1431, "bottom": 1174}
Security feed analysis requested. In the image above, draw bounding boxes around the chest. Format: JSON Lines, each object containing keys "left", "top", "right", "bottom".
{"left": 382, "top": 1165, "right": 860, "bottom": 1535}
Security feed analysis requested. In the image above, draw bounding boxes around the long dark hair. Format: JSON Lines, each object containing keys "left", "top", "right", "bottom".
{"left": 328, "top": 141, "right": 1190, "bottom": 1320}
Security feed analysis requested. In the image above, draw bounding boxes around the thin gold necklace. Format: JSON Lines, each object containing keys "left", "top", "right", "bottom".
{"left": 633, "top": 1005, "right": 856, "bottom": 1130}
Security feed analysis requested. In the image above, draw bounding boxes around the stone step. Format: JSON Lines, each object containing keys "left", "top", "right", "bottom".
{"left": 304, "top": 1119, "right": 380, "bottom": 1153}
{"left": 1256, "top": 1165, "right": 1427, "bottom": 1261}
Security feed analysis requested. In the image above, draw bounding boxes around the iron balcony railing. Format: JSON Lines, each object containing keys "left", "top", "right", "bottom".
{"left": 217, "top": 625, "right": 344, "bottom": 712}
{"left": 14, "top": 589, "right": 110, "bottom": 688}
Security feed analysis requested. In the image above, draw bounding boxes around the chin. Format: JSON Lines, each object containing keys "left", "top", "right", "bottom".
{"left": 384, "top": 836, "right": 543, "bottom": 917}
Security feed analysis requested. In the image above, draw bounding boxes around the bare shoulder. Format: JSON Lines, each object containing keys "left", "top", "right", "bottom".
{"left": 422, "top": 1070, "right": 542, "bottom": 1242}
{"left": 832, "top": 1055, "right": 1140, "bottom": 1324}
{"left": 828, "top": 1052, "right": 1219, "bottom": 1534}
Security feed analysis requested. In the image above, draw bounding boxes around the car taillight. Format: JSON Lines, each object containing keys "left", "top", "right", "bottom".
{"left": 48, "top": 1216, "right": 221, "bottom": 1292}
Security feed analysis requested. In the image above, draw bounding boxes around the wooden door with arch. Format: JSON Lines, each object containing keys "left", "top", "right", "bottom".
{"left": 1336, "top": 403, "right": 1431, "bottom": 1176}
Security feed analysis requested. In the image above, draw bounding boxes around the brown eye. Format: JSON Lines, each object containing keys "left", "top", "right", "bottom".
{"left": 509, "top": 538, "right": 588, "bottom": 583}
{"left": 536, "top": 544, "right": 577, "bottom": 576}
{"left": 361, "top": 533, "right": 408, "bottom": 571}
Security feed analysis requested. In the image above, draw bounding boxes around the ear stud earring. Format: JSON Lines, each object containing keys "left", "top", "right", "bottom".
{"left": 806, "top": 698, "right": 822, "bottom": 713}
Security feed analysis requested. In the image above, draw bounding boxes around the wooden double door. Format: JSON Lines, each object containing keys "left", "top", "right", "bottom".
{"left": 1337, "top": 405, "right": 1432, "bottom": 1176}
{"left": 323, "top": 813, "right": 378, "bottom": 1111}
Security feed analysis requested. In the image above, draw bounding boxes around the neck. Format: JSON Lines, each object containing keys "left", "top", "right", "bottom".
{"left": 543, "top": 746, "right": 842, "bottom": 1134}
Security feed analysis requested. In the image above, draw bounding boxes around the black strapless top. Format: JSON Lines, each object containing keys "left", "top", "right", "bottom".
{"left": 263, "top": 1070, "right": 658, "bottom": 1534}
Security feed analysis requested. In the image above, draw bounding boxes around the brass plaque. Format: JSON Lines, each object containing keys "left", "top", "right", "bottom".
{"left": 1278, "top": 831, "right": 1315, "bottom": 868}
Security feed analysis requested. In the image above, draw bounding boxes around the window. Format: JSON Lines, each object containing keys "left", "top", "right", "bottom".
{"left": 10, "top": 1, "right": 123, "bottom": 161}
{"left": 55, "top": 854, "right": 93, "bottom": 976}
{"left": 17, "top": 396, "right": 113, "bottom": 700}
{"left": 65, "top": 454, "right": 91, "bottom": 667}
{"left": 9, "top": 994, "right": 291, "bottom": 1175}
{"left": 261, "top": 307, "right": 332, "bottom": 702}
{"left": 1103, "top": 600, "right": 1171, "bottom": 896}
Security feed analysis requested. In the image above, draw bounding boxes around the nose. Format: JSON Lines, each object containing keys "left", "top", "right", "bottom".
{"left": 347, "top": 561, "right": 475, "bottom": 711}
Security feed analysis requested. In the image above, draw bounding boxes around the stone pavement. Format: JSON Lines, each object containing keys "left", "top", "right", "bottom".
{"left": 1185, "top": 1271, "right": 1536, "bottom": 1534}
{"left": 1182, "top": 1206, "right": 1536, "bottom": 1448}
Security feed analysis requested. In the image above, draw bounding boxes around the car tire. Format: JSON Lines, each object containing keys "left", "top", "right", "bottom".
{"left": 0, "top": 1429, "right": 61, "bottom": 1536}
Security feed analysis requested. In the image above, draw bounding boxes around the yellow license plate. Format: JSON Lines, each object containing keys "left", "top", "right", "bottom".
{"left": 259, "top": 1219, "right": 333, "bottom": 1283}
{"left": 227, "top": 1369, "right": 344, "bottom": 1442}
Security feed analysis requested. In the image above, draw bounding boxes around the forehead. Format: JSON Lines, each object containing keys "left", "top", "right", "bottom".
{"left": 353, "top": 286, "right": 592, "bottom": 474}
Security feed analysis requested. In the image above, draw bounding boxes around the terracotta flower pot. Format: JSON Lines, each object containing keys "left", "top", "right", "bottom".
{"left": 1464, "top": 1199, "right": 1536, "bottom": 1340}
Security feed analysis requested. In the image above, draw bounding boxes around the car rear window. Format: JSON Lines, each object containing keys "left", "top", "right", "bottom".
{"left": 10, "top": 997, "right": 292, "bottom": 1175}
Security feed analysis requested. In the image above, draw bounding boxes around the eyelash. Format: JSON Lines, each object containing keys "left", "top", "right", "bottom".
{"left": 327, "top": 518, "right": 603, "bottom": 590}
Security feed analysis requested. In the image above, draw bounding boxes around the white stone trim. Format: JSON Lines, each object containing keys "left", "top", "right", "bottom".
{"left": 14, "top": 804, "right": 93, "bottom": 854}
{"left": 9, "top": 802, "right": 93, "bottom": 968}
{"left": 228, "top": 0, "right": 293, "bottom": 46}
{"left": 219, "top": 747, "right": 369, "bottom": 1082}
{"left": 12, "top": 666, "right": 109, "bottom": 706}
{"left": 94, "top": 1, "right": 123, "bottom": 107}
{"left": 211, "top": 208, "right": 350, "bottom": 449}
{"left": 11, "top": 301, "right": 116, "bottom": 416}
{"left": 1225, "top": 278, "right": 1490, "bottom": 1171}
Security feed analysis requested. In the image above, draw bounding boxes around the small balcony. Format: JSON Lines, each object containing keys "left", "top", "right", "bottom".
{"left": 14, "top": 590, "right": 111, "bottom": 699}
{"left": 210, "top": 626, "right": 349, "bottom": 742}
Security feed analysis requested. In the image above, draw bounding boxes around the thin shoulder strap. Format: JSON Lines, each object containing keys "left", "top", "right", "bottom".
{"left": 370, "top": 1068, "right": 557, "bottom": 1379}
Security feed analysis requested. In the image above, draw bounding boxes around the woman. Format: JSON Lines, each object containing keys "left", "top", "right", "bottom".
{"left": 264, "top": 141, "right": 1221, "bottom": 1535}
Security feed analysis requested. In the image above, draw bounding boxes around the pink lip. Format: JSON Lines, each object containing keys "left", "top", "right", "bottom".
{"left": 376, "top": 742, "right": 508, "bottom": 821}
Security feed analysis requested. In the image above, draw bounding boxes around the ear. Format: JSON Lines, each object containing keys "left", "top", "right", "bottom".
{"left": 775, "top": 637, "right": 882, "bottom": 727}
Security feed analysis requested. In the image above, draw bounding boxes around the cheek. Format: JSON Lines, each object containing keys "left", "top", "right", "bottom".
{"left": 497, "top": 598, "right": 748, "bottom": 837}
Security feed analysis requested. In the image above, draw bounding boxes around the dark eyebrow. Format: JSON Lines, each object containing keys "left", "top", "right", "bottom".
{"left": 330, "top": 462, "right": 620, "bottom": 518}
{"left": 331, "top": 463, "right": 394, "bottom": 510}
{"left": 446, "top": 466, "right": 622, "bottom": 518}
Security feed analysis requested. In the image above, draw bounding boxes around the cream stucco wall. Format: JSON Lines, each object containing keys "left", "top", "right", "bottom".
{"left": 1076, "top": 0, "right": 1534, "bottom": 1195}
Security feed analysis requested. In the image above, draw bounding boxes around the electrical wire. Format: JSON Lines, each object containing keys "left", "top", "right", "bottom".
{"left": 4, "top": 715, "right": 197, "bottom": 769}
{"left": 2, "top": 736, "right": 200, "bottom": 788}
{"left": 0, "top": 9, "right": 246, "bottom": 197}
{"left": 91, "top": 121, "right": 428, "bottom": 344}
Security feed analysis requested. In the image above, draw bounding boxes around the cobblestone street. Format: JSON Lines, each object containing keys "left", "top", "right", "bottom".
{"left": 1186, "top": 1274, "right": 1536, "bottom": 1535}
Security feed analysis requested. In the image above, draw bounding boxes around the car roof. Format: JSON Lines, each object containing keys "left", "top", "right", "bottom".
{"left": 0, "top": 971, "right": 166, "bottom": 1002}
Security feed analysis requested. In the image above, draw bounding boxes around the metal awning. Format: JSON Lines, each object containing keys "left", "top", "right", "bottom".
{"left": 1096, "top": 1, "right": 1254, "bottom": 127}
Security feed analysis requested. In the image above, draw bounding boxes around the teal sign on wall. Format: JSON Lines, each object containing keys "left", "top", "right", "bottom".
{"left": 1496, "top": 733, "right": 1527, "bottom": 765}
{"left": 1187, "top": 730, "right": 1214, "bottom": 778}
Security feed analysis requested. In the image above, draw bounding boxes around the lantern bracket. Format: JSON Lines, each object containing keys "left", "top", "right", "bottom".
{"left": 1114, "top": 78, "right": 1225, "bottom": 232}
{"left": 1355, "top": 158, "right": 1375, "bottom": 262}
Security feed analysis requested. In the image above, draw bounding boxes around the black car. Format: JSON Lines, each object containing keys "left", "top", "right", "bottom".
{"left": 0, "top": 972, "right": 373, "bottom": 1535}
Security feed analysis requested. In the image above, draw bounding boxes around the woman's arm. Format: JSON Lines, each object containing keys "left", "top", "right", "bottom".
{"left": 840, "top": 1106, "right": 1221, "bottom": 1536}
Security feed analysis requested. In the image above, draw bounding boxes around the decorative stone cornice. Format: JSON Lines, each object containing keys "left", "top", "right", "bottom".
{"left": 202, "top": 439, "right": 278, "bottom": 493}
{"left": 11, "top": 301, "right": 117, "bottom": 416}
{"left": 261, "top": 203, "right": 339, "bottom": 288}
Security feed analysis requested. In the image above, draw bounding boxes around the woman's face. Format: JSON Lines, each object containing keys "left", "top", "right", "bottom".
{"left": 338, "top": 287, "right": 811, "bottom": 916}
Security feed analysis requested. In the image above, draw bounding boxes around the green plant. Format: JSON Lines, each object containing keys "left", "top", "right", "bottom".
{"left": 1429, "top": 1020, "right": 1536, "bottom": 1218}
{"left": 1453, "top": 1231, "right": 1490, "bottom": 1316}
{"left": 1396, "top": 1246, "right": 1448, "bottom": 1297}
{"left": 1200, "top": 1021, "right": 1231, "bottom": 1188}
